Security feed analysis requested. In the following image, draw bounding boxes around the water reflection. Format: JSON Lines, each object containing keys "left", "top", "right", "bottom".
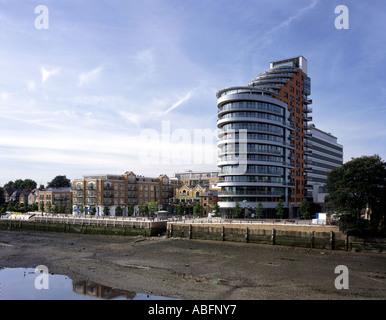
{"left": 0, "top": 268, "right": 174, "bottom": 300}
{"left": 72, "top": 280, "right": 137, "bottom": 300}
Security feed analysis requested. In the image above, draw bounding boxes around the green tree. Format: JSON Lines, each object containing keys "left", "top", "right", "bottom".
{"left": 40, "top": 201, "right": 45, "bottom": 213}
{"left": 67, "top": 201, "right": 73, "bottom": 215}
{"left": 233, "top": 201, "right": 242, "bottom": 219}
{"left": 193, "top": 203, "right": 202, "bottom": 217}
{"left": 30, "top": 203, "right": 38, "bottom": 212}
{"left": 177, "top": 202, "right": 184, "bottom": 216}
{"left": 4, "top": 179, "right": 37, "bottom": 190}
{"left": 128, "top": 205, "right": 134, "bottom": 216}
{"left": 47, "top": 201, "right": 52, "bottom": 213}
{"left": 0, "top": 187, "right": 5, "bottom": 206}
{"left": 275, "top": 199, "right": 284, "bottom": 218}
{"left": 299, "top": 199, "right": 311, "bottom": 219}
{"left": 213, "top": 203, "right": 220, "bottom": 217}
{"left": 103, "top": 206, "right": 110, "bottom": 216}
{"left": 57, "top": 201, "right": 64, "bottom": 214}
{"left": 256, "top": 202, "right": 263, "bottom": 219}
{"left": 147, "top": 201, "right": 159, "bottom": 214}
{"left": 91, "top": 207, "right": 96, "bottom": 215}
{"left": 116, "top": 206, "right": 122, "bottom": 216}
{"left": 23, "top": 197, "right": 29, "bottom": 213}
{"left": 47, "top": 175, "right": 71, "bottom": 188}
{"left": 326, "top": 155, "right": 386, "bottom": 235}
{"left": 7, "top": 202, "right": 14, "bottom": 212}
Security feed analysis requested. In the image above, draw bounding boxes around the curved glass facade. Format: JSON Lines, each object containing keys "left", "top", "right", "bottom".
{"left": 217, "top": 87, "right": 293, "bottom": 213}
{"left": 217, "top": 56, "right": 313, "bottom": 218}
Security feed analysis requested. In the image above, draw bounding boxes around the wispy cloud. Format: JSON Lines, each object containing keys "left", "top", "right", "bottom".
{"left": 41, "top": 67, "right": 60, "bottom": 83}
{"left": 265, "top": 0, "right": 318, "bottom": 36}
{"left": 156, "top": 91, "right": 194, "bottom": 118}
{"left": 78, "top": 66, "right": 103, "bottom": 87}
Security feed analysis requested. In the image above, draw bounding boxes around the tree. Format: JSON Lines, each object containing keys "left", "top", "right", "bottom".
{"left": 193, "top": 203, "right": 202, "bottom": 217}
{"left": 30, "top": 203, "right": 38, "bottom": 212}
{"left": 3, "top": 179, "right": 37, "bottom": 190}
{"left": 67, "top": 201, "right": 73, "bottom": 215}
{"left": 47, "top": 175, "right": 71, "bottom": 188}
{"left": 233, "top": 201, "right": 242, "bottom": 219}
{"left": 7, "top": 202, "right": 14, "bottom": 212}
{"left": 23, "top": 197, "right": 29, "bottom": 213}
{"left": 103, "top": 206, "right": 110, "bottom": 216}
{"left": 147, "top": 201, "right": 159, "bottom": 214}
{"left": 91, "top": 207, "right": 96, "bottom": 216}
{"left": 326, "top": 155, "right": 386, "bottom": 235}
{"left": 139, "top": 204, "right": 149, "bottom": 216}
{"left": 213, "top": 203, "right": 220, "bottom": 217}
{"left": 57, "top": 201, "right": 63, "bottom": 214}
{"left": 47, "top": 201, "right": 52, "bottom": 213}
{"left": 275, "top": 199, "right": 284, "bottom": 218}
{"left": 116, "top": 206, "right": 122, "bottom": 216}
{"left": 299, "top": 199, "right": 311, "bottom": 219}
{"left": 256, "top": 202, "right": 263, "bottom": 219}
{"left": 177, "top": 202, "right": 184, "bottom": 216}
{"left": 128, "top": 205, "right": 134, "bottom": 216}
{"left": 0, "top": 187, "right": 5, "bottom": 206}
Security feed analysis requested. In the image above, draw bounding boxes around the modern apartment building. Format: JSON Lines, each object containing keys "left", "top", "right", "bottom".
{"left": 72, "top": 172, "right": 179, "bottom": 216}
{"left": 217, "top": 56, "right": 313, "bottom": 218}
{"left": 306, "top": 125, "right": 343, "bottom": 209}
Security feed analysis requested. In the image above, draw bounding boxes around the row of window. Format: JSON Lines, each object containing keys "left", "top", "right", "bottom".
{"left": 221, "top": 165, "right": 284, "bottom": 175}
{"left": 220, "top": 144, "right": 284, "bottom": 155}
{"left": 219, "top": 112, "right": 284, "bottom": 123}
{"left": 219, "top": 154, "right": 286, "bottom": 164}
{"left": 220, "top": 123, "right": 284, "bottom": 135}
{"left": 220, "top": 175, "right": 285, "bottom": 184}
{"left": 219, "top": 101, "right": 284, "bottom": 115}
{"left": 222, "top": 186, "right": 286, "bottom": 196}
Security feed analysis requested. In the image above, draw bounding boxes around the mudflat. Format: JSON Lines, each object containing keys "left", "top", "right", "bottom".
{"left": 0, "top": 230, "right": 385, "bottom": 300}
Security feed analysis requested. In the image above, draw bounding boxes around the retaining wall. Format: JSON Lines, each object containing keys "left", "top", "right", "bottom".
{"left": 0, "top": 219, "right": 166, "bottom": 237}
{"left": 167, "top": 223, "right": 385, "bottom": 252}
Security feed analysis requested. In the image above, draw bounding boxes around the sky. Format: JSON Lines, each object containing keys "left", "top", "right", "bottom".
{"left": 0, "top": 0, "right": 386, "bottom": 187}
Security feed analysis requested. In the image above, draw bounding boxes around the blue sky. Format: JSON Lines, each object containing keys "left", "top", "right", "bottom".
{"left": 0, "top": 0, "right": 385, "bottom": 186}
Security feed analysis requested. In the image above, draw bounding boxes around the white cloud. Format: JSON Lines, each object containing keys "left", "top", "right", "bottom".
{"left": 41, "top": 67, "right": 60, "bottom": 83}
{"left": 78, "top": 66, "right": 103, "bottom": 87}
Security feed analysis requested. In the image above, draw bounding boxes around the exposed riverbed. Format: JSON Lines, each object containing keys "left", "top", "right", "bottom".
{"left": 0, "top": 230, "right": 385, "bottom": 300}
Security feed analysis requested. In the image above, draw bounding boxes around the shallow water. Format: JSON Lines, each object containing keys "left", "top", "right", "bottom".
{"left": 0, "top": 268, "right": 175, "bottom": 300}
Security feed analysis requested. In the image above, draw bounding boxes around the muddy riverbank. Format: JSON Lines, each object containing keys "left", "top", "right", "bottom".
{"left": 0, "top": 230, "right": 385, "bottom": 300}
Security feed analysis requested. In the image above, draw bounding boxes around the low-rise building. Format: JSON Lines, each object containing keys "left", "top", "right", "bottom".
{"left": 199, "top": 190, "right": 219, "bottom": 216}
{"left": 38, "top": 188, "right": 72, "bottom": 213}
{"left": 174, "top": 170, "right": 220, "bottom": 191}
{"left": 72, "top": 172, "right": 180, "bottom": 216}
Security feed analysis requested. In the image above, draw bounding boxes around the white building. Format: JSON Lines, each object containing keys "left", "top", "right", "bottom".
{"left": 305, "top": 125, "right": 343, "bottom": 208}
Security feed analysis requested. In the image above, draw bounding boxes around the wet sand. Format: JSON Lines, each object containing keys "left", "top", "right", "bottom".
{"left": 0, "top": 230, "right": 385, "bottom": 300}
